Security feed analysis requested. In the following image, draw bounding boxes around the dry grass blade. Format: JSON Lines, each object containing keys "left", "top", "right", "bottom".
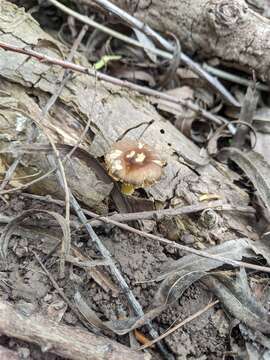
{"left": 138, "top": 300, "right": 219, "bottom": 350}
{"left": 202, "top": 269, "right": 270, "bottom": 334}
{"left": 74, "top": 291, "right": 111, "bottom": 332}
{"left": 0, "top": 210, "right": 70, "bottom": 271}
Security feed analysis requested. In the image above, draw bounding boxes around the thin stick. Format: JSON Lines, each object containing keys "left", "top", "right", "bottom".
{"left": 138, "top": 300, "right": 219, "bottom": 350}
{"left": 19, "top": 193, "right": 270, "bottom": 274}
{"left": 20, "top": 193, "right": 255, "bottom": 224}
{"left": 68, "top": 191, "right": 173, "bottom": 358}
{"left": 0, "top": 40, "right": 224, "bottom": 126}
{"left": 81, "top": 212, "right": 270, "bottom": 273}
{"left": 82, "top": 0, "right": 175, "bottom": 52}
{"left": 203, "top": 63, "right": 269, "bottom": 92}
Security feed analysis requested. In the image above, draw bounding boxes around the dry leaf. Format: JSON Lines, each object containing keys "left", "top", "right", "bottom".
{"left": 229, "top": 149, "right": 270, "bottom": 211}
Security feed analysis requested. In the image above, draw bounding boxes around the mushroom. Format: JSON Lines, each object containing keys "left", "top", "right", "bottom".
{"left": 105, "top": 139, "right": 166, "bottom": 194}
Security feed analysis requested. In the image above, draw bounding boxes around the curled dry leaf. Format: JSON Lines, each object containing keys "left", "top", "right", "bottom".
{"left": 0, "top": 209, "right": 70, "bottom": 276}
{"left": 157, "top": 34, "right": 181, "bottom": 89}
{"left": 202, "top": 268, "right": 270, "bottom": 334}
{"left": 228, "top": 148, "right": 270, "bottom": 211}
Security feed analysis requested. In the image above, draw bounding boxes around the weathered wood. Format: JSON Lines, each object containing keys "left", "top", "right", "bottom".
{"left": 0, "top": 300, "right": 147, "bottom": 360}
{"left": 113, "top": 0, "right": 270, "bottom": 82}
{"left": 0, "top": 1, "right": 257, "bottom": 242}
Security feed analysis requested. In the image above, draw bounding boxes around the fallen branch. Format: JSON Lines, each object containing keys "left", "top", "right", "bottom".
{"left": 112, "top": 0, "right": 270, "bottom": 83}
{"left": 0, "top": 300, "right": 147, "bottom": 360}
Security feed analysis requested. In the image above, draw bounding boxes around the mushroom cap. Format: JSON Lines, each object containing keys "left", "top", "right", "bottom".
{"left": 105, "top": 139, "right": 166, "bottom": 188}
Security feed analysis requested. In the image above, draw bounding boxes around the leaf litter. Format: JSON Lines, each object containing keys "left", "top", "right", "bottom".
{"left": 2, "top": 1, "right": 270, "bottom": 359}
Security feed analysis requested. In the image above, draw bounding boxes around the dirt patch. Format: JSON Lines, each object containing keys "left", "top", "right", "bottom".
{"left": 0, "top": 195, "right": 229, "bottom": 359}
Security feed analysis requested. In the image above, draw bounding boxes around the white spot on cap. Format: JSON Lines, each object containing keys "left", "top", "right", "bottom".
{"left": 138, "top": 143, "right": 144, "bottom": 149}
{"left": 135, "top": 152, "right": 146, "bottom": 163}
{"left": 111, "top": 159, "right": 123, "bottom": 172}
{"left": 108, "top": 149, "right": 123, "bottom": 161}
{"left": 126, "top": 150, "right": 136, "bottom": 158}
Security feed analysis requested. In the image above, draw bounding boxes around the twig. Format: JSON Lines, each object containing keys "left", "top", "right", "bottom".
{"left": 138, "top": 300, "right": 219, "bottom": 350}
{"left": 88, "top": 202, "right": 255, "bottom": 226}
{"left": 65, "top": 207, "right": 270, "bottom": 273}
{"left": 20, "top": 193, "right": 255, "bottom": 224}
{"left": 0, "top": 41, "right": 225, "bottom": 126}
{"left": 203, "top": 63, "right": 269, "bottom": 92}
{"left": 82, "top": 0, "right": 174, "bottom": 51}
{"left": 46, "top": 139, "right": 70, "bottom": 278}
{"left": 48, "top": 0, "right": 240, "bottom": 107}
{"left": 18, "top": 193, "right": 270, "bottom": 274}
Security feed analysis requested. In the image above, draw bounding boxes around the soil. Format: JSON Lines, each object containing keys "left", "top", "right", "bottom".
{"left": 0, "top": 194, "right": 228, "bottom": 360}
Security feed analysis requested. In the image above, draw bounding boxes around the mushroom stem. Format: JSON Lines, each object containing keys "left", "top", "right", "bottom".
{"left": 121, "top": 183, "right": 135, "bottom": 195}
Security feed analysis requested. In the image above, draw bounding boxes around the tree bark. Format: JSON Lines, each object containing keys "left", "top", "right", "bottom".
{"left": 0, "top": 300, "right": 146, "bottom": 360}
{"left": 113, "top": 0, "right": 270, "bottom": 81}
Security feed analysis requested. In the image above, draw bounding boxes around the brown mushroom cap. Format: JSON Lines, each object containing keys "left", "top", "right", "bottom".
{"left": 105, "top": 139, "right": 166, "bottom": 188}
